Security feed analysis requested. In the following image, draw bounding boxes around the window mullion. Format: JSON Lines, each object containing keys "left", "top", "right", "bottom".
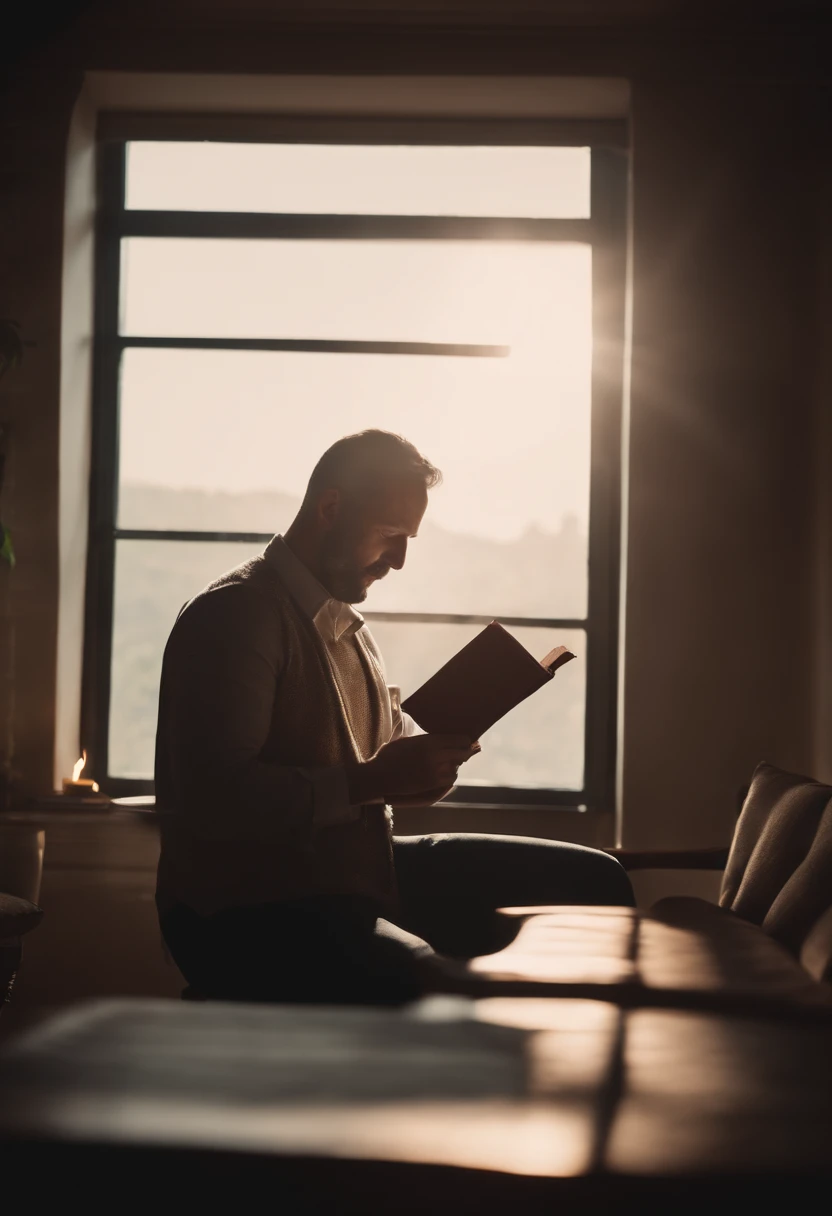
{"left": 118, "top": 210, "right": 595, "bottom": 243}
{"left": 80, "top": 141, "right": 127, "bottom": 786}
{"left": 115, "top": 336, "right": 509, "bottom": 359}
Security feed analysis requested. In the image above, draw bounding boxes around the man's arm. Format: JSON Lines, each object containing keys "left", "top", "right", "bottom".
{"left": 160, "top": 586, "right": 480, "bottom": 835}
{"left": 159, "top": 585, "right": 361, "bottom": 841}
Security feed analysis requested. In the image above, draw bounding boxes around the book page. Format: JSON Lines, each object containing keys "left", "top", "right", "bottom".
{"left": 539, "top": 644, "right": 576, "bottom": 674}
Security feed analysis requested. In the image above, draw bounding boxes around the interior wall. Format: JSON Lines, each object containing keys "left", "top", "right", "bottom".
{"left": 619, "top": 75, "right": 819, "bottom": 848}
{"left": 84, "top": 70, "right": 631, "bottom": 117}
{"left": 0, "top": 65, "right": 80, "bottom": 798}
{"left": 813, "top": 151, "right": 832, "bottom": 785}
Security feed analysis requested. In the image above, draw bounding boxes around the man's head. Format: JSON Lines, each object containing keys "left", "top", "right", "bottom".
{"left": 293, "top": 430, "right": 441, "bottom": 603}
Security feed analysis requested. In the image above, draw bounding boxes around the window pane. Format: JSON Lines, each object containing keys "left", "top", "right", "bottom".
{"left": 121, "top": 238, "right": 589, "bottom": 346}
{"left": 109, "top": 539, "right": 263, "bottom": 779}
{"left": 125, "top": 142, "right": 590, "bottom": 218}
{"left": 118, "top": 343, "right": 590, "bottom": 618}
{"left": 109, "top": 540, "right": 586, "bottom": 790}
{"left": 370, "top": 620, "right": 586, "bottom": 791}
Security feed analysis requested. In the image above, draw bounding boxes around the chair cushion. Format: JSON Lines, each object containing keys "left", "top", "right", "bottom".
{"left": 761, "top": 794, "right": 832, "bottom": 954}
{"left": 0, "top": 891, "right": 43, "bottom": 939}
{"left": 799, "top": 905, "right": 832, "bottom": 984}
{"left": 461, "top": 902, "right": 832, "bottom": 1015}
{"left": 647, "top": 897, "right": 832, "bottom": 1007}
{"left": 468, "top": 907, "right": 640, "bottom": 988}
{"left": 720, "top": 761, "right": 832, "bottom": 934}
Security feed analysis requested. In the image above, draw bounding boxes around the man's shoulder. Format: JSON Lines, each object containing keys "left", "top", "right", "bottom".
{"left": 206, "top": 552, "right": 284, "bottom": 597}
{"left": 175, "top": 555, "right": 293, "bottom": 631}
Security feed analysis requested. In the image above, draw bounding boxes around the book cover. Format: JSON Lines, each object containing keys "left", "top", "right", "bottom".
{"left": 401, "top": 621, "right": 575, "bottom": 741}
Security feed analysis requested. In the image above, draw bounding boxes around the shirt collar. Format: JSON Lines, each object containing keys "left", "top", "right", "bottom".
{"left": 264, "top": 535, "right": 364, "bottom": 644}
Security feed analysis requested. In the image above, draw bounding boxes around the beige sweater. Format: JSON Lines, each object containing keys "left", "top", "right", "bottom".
{"left": 154, "top": 549, "right": 397, "bottom": 916}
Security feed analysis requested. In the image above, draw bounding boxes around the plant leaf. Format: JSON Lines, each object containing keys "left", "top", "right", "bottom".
{"left": 0, "top": 320, "right": 24, "bottom": 379}
{"left": 0, "top": 523, "right": 15, "bottom": 568}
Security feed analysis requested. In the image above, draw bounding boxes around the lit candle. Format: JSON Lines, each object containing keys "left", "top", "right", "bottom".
{"left": 63, "top": 751, "right": 100, "bottom": 796}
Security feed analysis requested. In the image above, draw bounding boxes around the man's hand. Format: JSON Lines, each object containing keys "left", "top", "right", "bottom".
{"left": 346, "top": 734, "right": 480, "bottom": 805}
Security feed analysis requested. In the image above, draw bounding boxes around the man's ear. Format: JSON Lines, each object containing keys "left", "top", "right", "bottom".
{"left": 317, "top": 488, "right": 341, "bottom": 531}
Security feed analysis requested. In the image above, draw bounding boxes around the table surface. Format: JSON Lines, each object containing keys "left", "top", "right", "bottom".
{"left": 1, "top": 993, "right": 831, "bottom": 1187}
{"left": 0, "top": 795, "right": 157, "bottom": 827}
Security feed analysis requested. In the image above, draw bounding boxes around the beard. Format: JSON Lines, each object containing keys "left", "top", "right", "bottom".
{"left": 319, "top": 524, "right": 387, "bottom": 604}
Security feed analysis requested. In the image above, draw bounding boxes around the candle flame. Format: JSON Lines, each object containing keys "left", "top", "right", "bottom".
{"left": 72, "top": 752, "right": 87, "bottom": 782}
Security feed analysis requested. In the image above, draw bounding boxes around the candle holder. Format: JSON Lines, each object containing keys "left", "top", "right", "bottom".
{"left": 62, "top": 776, "right": 100, "bottom": 797}
{"left": 62, "top": 751, "right": 98, "bottom": 796}
{"left": 54, "top": 752, "right": 111, "bottom": 809}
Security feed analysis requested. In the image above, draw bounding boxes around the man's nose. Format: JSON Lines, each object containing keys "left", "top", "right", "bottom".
{"left": 386, "top": 537, "right": 408, "bottom": 570}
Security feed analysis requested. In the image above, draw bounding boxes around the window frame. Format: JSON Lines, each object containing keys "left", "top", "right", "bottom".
{"left": 82, "top": 115, "right": 628, "bottom": 814}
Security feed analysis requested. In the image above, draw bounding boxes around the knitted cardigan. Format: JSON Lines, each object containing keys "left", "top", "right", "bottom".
{"left": 155, "top": 553, "right": 397, "bottom": 917}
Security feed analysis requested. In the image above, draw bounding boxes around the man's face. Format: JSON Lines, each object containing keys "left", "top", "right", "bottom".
{"left": 318, "top": 478, "right": 428, "bottom": 603}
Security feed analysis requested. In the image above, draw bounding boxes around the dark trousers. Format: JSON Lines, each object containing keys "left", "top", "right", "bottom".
{"left": 159, "top": 833, "right": 635, "bottom": 1006}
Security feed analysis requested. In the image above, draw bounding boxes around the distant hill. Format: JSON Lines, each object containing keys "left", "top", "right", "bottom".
{"left": 119, "top": 484, "right": 300, "bottom": 534}
{"left": 118, "top": 483, "right": 588, "bottom": 617}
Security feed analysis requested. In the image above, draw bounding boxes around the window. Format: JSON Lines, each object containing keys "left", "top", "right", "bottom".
{"left": 84, "top": 119, "right": 627, "bottom": 811}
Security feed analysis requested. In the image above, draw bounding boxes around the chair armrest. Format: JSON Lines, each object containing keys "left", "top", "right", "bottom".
{"left": 602, "top": 846, "right": 730, "bottom": 871}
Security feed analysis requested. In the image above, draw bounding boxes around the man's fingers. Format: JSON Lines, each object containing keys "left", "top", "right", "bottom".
{"left": 429, "top": 734, "right": 479, "bottom": 750}
{"left": 435, "top": 747, "right": 480, "bottom": 764}
{"left": 431, "top": 740, "right": 481, "bottom": 757}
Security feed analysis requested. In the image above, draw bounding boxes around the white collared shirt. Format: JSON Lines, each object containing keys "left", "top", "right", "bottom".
{"left": 264, "top": 536, "right": 365, "bottom": 644}
{"left": 264, "top": 535, "right": 418, "bottom": 825}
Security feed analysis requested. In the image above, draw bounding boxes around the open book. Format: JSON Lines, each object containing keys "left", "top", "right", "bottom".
{"left": 400, "top": 620, "right": 575, "bottom": 741}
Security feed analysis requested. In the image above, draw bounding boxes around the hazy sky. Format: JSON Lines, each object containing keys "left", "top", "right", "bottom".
{"left": 118, "top": 143, "right": 593, "bottom": 541}
{"left": 125, "top": 142, "right": 591, "bottom": 217}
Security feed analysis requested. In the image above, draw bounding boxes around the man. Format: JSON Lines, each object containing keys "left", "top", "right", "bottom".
{"left": 155, "top": 429, "right": 634, "bottom": 1004}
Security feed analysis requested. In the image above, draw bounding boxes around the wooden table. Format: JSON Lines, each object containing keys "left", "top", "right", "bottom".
{"left": 1, "top": 993, "right": 830, "bottom": 1211}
